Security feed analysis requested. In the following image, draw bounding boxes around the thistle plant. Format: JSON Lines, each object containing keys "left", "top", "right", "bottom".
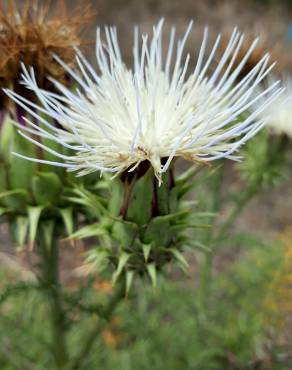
{"left": 0, "top": 0, "right": 93, "bottom": 242}
{"left": 3, "top": 18, "right": 284, "bottom": 369}
{"left": 0, "top": 1, "right": 99, "bottom": 368}
{"left": 0, "top": 0, "right": 94, "bottom": 244}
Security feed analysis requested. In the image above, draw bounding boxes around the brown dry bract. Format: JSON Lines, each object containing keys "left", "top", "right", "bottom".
{"left": 0, "top": 0, "right": 94, "bottom": 107}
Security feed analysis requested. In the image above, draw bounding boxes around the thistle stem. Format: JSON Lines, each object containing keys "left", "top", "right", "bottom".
{"left": 38, "top": 228, "right": 69, "bottom": 369}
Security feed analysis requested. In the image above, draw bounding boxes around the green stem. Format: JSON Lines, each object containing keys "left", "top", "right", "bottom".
{"left": 38, "top": 226, "right": 69, "bottom": 370}
{"left": 68, "top": 282, "right": 125, "bottom": 370}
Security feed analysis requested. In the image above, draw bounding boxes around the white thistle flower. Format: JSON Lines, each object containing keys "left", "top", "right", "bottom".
{"left": 5, "top": 20, "right": 283, "bottom": 183}
{"left": 259, "top": 76, "right": 292, "bottom": 138}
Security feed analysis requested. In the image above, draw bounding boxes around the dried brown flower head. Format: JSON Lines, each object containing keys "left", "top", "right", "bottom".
{"left": 0, "top": 0, "right": 94, "bottom": 108}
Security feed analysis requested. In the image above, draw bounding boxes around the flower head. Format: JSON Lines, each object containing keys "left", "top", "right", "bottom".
{"left": 6, "top": 20, "right": 283, "bottom": 183}
{"left": 0, "top": 0, "right": 93, "bottom": 109}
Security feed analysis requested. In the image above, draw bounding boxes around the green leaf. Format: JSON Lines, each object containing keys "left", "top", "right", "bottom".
{"left": 108, "top": 178, "right": 123, "bottom": 216}
{"left": 142, "top": 210, "right": 190, "bottom": 247}
{"left": 10, "top": 127, "right": 37, "bottom": 190}
{"left": 146, "top": 263, "right": 157, "bottom": 287}
{"left": 0, "top": 189, "right": 29, "bottom": 210}
{"left": 143, "top": 217, "right": 171, "bottom": 246}
{"left": 126, "top": 170, "right": 153, "bottom": 225}
{"left": 126, "top": 270, "right": 134, "bottom": 296}
{"left": 112, "top": 219, "right": 138, "bottom": 248}
{"left": 27, "top": 206, "right": 44, "bottom": 247}
{"left": 32, "top": 172, "right": 62, "bottom": 205}
{"left": 143, "top": 211, "right": 189, "bottom": 246}
{"left": 14, "top": 216, "right": 29, "bottom": 247}
{"left": 176, "top": 165, "right": 202, "bottom": 184}
{"left": 68, "top": 186, "right": 106, "bottom": 214}
{"left": 0, "top": 164, "right": 8, "bottom": 192}
{"left": 155, "top": 172, "right": 172, "bottom": 215}
{"left": 169, "top": 248, "right": 189, "bottom": 272}
{"left": 40, "top": 220, "right": 55, "bottom": 250}
{"left": 0, "top": 116, "right": 14, "bottom": 162}
{"left": 71, "top": 223, "right": 106, "bottom": 240}
{"left": 142, "top": 243, "right": 151, "bottom": 262}
{"left": 112, "top": 252, "right": 130, "bottom": 285}
{"left": 59, "top": 207, "right": 74, "bottom": 236}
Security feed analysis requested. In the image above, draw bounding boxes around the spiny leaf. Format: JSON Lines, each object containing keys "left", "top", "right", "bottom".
{"left": 146, "top": 263, "right": 157, "bottom": 287}
{"left": 126, "top": 270, "right": 134, "bottom": 296}
{"left": 59, "top": 207, "right": 74, "bottom": 236}
{"left": 143, "top": 210, "right": 189, "bottom": 246}
{"left": 177, "top": 183, "right": 197, "bottom": 199}
{"left": 70, "top": 223, "right": 106, "bottom": 240}
{"left": 169, "top": 248, "right": 189, "bottom": 272}
{"left": 112, "top": 252, "right": 130, "bottom": 285}
{"left": 27, "top": 205, "right": 44, "bottom": 249}
{"left": 176, "top": 165, "right": 203, "bottom": 184}
{"left": 14, "top": 216, "right": 28, "bottom": 247}
{"left": 40, "top": 220, "right": 55, "bottom": 250}
{"left": 142, "top": 243, "right": 151, "bottom": 262}
{"left": 67, "top": 186, "right": 106, "bottom": 214}
{"left": 154, "top": 210, "right": 190, "bottom": 222}
{"left": 177, "top": 164, "right": 222, "bottom": 198}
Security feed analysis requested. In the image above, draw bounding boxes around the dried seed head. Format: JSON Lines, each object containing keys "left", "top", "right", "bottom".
{"left": 0, "top": 0, "right": 94, "bottom": 108}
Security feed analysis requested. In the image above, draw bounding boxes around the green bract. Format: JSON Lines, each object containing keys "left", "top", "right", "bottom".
{"left": 71, "top": 162, "right": 209, "bottom": 291}
{"left": 0, "top": 117, "right": 99, "bottom": 248}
